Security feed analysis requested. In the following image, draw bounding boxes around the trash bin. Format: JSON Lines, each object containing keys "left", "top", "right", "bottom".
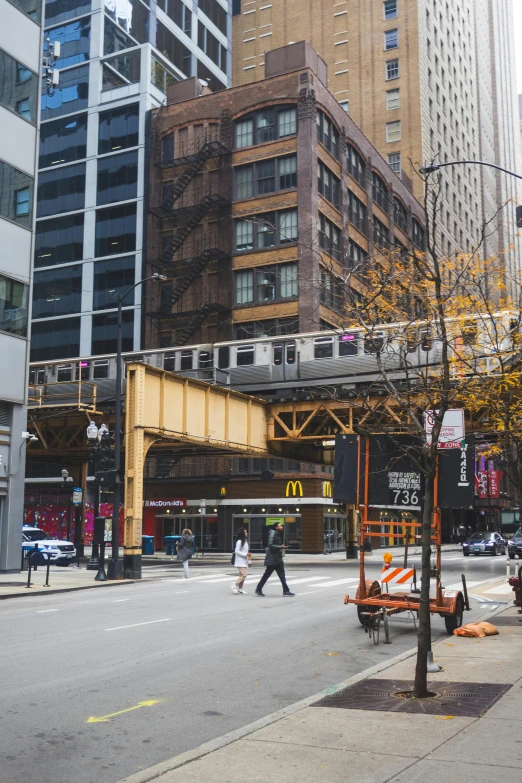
{"left": 142, "top": 535, "right": 154, "bottom": 555}
{"left": 165, "top": 535, "right": 181, "bottom": 556}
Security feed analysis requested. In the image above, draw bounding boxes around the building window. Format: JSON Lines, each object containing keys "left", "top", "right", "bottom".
{"left": 44, "top": 0, "right": 90, "bottom": 27}
{"left": 348, "top": 238, "right": 368, "bottom": 268}
{"left": 316, "top": 110, "right": 340, "bottom": 159}
{"left": 412, "top": 218, "right": 425, "bottom": 250}
{"left": 373, "top": 216, "right": 389, "bottom": 248}
{"left": 35, "top": 213, "right": 84, "bottom": 267}
{"left": 347, "top": 191, "right": 367, "bottom": 235}
{"left": 386, "top": 58, "right": 399, "bottom": 80}
{"left": 0, "top": 48, "right": 38, "bottom": 124}
{"left": 234, "top": 210, "right": 298, "bottom": 252}
{"left": 102, "top": 50, "right": 141, "bottom": 91}
{"left": 30, "top": 317, "right": 81, "bottom": 362}
{"left": 235, "top": 270, "right": 253, "bottom": 304}
{"left": 339, "top": 100, "right": 349, "bottom": 113}
{"left": 235, "top": 318, "right": 299, "bottom": 340}
{"left": 92, "top": 309, "right": 134, "bottom": 354}
{"left": 320, "top": 270, "right": 342, "bottom": 313}
{"left": 32, "top": 266, "right": 82, "bottom": 319}
{"left": 197, "top": 60, "right": 227, "bottom": 92}
{"left": 97, "top": 150, "right": 138, "bottom": 205}
{"left": 372, "top": 172, "right": 389, "bottom": 211}
{"left": 98, "top": 103, "right": 139, "bottom": 154}
{"left": 198, "top": 0, "right": 228, "bottom": 35}
{"left": 234, "top": 106, "right": 297, "bottom": 149}
{"left": 39, "top": 113, "right": 88, "bottom": 168}
{"left": 93, "top": 256, "right": 135, "bottom": 310}
{"left": 151, "top": 56, "right": 178, "bottom": 95}
{"left": 235, "top": 265, "right": 297, "bottom": 305}
{"left": 156, "top": 21, "right": 192, "bottom": 77}
{"left": 318, "top": 161, "right": 341, "bottom": 208}
{"left": 46, "top": 17, "right": 91, "bottom": 70}
{"left": 36, "top": 162, "right": 86, "bottom": 218}
{"left": 10, "top": 0, "right": 42, "bottom": 22}
{"left": 383, "top": 0, "right": 398, "bottom": 19}
{"left": 387, "top": 152, "right": 401, "bottom": 175}
{"left": 318, "top": 214, "right": 341, "bottom": 261}
{"left": 159, "top": 0, "right": 193, "bottom": 35}
{"left": 347, "top": 145, "right": 366, "bottom": 187}
{"left": 384, "top": 29, "right": 399, "bottom": 50}
{"left": 0, "top": 274, "right": 29, "bottom": 337}
{"left": 95, "top": 203, "right": 137, "bottom": 257}
{"left": 386, "top": 88, "right": 400, "bottom": 110}
{"left": 386, "top": 120, "right": 402, "bottom": 142}
{"left": 40, "top": 64, "right": 89, "bottom": 121}
{"left": 0, "top": 160, "right": 33, "bottom": 227}
{"left": 105, "top": 0, "right": 149, "bottom": 45}
{"left": 198, "top": 20, "right": 227, "bottom": 72}
{"left": 234, "top": 155, "right": 297, "bottom": 200}
{"left": 393, "top": 196, "right": 408, "bottom": 232}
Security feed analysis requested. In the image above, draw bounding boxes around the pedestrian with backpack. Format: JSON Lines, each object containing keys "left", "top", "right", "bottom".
{"left": 231, "top": 527, "right": 250, "bottom": 594}
{"left": 255, "top": 522, "right": 295, "bottom": 597}
{"left": 176, "top": 528, "right": 194, "bottom": 578}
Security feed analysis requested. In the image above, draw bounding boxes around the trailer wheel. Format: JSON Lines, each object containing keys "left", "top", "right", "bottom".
{"left": 357, "top": 604, "right": 379, "bottom": 626}
{"left": 444, "top": 595, "right": 464, "bottom": 634}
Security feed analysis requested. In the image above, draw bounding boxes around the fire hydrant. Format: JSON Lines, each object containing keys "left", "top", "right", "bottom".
{"left": 508, "top": 568, "right": 521, "bottom": 607}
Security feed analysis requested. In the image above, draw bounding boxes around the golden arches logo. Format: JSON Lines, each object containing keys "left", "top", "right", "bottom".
{"left": 220, "top": 486, "right": 227, "bottom": 496}
{"left": 285, "top": 480, "right": 303, "bottom": 497}
{"left": 323, "top": 481, "right": 333, "bottom": 498}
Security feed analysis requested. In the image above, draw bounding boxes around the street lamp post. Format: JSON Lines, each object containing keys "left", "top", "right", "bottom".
{"left": 61, "top": 469, "right": 73, "bottom": 541}
{"left": 420, "top": 160, "right": 522, "bottom": 182}
{"left": 108, "top": 273, "right": 167, "bottom": 581}
{"left": 86, "top": 421, "right": 108, "bottom": 570}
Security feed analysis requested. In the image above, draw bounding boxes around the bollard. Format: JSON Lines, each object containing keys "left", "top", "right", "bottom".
{"left": 44, "top": 554, "right": 51, "bottom": 587}
{"left": 26, "top": 554, "right": 33, "bottom": 588}
{"left": 383, "top": 611, "right": 392, "bottom": 644}
{"left": 32, "top": 543, "right": 39, "bottom": 571}
{"left": 506, "top": 546, "right": 511, "bottom": 580}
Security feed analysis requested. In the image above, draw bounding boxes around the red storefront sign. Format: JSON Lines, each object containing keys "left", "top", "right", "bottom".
{"left": 475, "top": 471, "right": 502, "bottom": 499}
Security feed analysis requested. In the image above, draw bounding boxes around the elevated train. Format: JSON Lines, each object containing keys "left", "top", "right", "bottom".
{"left": 29, "top": 313, "right": 516, "bottom": 405}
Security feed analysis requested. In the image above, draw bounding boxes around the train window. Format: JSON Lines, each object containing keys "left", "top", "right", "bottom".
{"left": 76, "top": 361, "right": 90, "bottom": 381}
{"left": 286, "top": 343, "right": 296, "bottom": 364}
{"left": 180, "top": 351, "right": 193, "bottom": 371}
{"left": 314, "top": 337, "right": 333, "bottom": 359}
{"left": 419, "top": 329, "right": 432, "bottom": 352}
{"left": 93, "top": 360, "right": 109, "bottom": 379}
{"left": 273, "top": 344, "right": 283, "bottom": 365}
{"left": 237, "top": 345, "right": 255, "bottom": 366}
{"left": 199, "top": 351, "right": 213, "bottom": 369}
{"left": 57, "top": 364, "right": 73, "bottom": 382}
{"left": 218, "top": 346, "right": 230, "bottom": 369}
{"left": 164, "top": 353, "right": 176, "bottom": 373}
{"left": 338, "top": 334, "right": 358, "bottom": 356}
{"left": 363, "top": 332, "right": 385, "bottom": 353}
{"left": 29, "top": 367, "right": 45, "bottom": 385}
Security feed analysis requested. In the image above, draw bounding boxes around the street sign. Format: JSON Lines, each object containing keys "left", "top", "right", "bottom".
{"left": 72, "top": 487, "right": 83, "bottom": 505}
{"left": 425, "top": 409, "right": 465, "bottom": 448}
{"left": 200, "top": 498, "right": 206, "bottom": 513}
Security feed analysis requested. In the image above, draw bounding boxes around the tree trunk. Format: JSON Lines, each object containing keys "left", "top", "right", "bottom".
{"left": 413, "top": 470, "right": 434, "bottom": 698}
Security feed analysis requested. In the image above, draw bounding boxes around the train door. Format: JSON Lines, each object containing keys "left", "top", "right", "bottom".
{"left": 272, "top": 341, "right": 297, "bottom": 382}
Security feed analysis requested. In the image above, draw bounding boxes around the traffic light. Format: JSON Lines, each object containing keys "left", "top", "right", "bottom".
{"left": 95, "top": 429, "right": 118, "bottom": 485}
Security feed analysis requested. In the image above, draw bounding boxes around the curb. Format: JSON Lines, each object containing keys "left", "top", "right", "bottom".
{"left": 115, "top": 600, "right": 515, "bottom": 783}
{"left": 0, "top": 579, "right": 139, "bottom": 600}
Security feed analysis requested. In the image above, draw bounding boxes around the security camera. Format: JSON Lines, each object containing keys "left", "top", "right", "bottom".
{"left": 21, "top": 431, "right": 38, "bottom": 441}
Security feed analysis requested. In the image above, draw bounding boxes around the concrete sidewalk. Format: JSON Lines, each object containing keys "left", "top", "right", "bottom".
{"left": 117, "top": 603, "right": 522, "bottom": 783}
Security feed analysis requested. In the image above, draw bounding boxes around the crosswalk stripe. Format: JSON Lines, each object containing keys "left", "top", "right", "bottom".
{"left": 307, "top": 578, "right": 360, "bottom": 588}
{"left": 483, "top": 584, "right": 512, "bottom": 595}
{"left": 285, "top": 576, "right": 333, "bottom": 586}
{"left": 444, "top": 580, "right": 482, "bottom": 590}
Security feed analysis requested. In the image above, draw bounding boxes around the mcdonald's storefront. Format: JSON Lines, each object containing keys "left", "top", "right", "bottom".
{"left": 142, "top": 477, "right": 347, "bottom": 554}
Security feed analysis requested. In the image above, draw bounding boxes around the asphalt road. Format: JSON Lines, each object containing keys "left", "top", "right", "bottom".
{"left": 0, "top": 552, "right": 512, "bottom": 783}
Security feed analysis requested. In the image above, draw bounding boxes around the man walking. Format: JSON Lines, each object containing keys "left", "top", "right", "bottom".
{"left": 255, "top": 523, "right": 295, "bottom": 597}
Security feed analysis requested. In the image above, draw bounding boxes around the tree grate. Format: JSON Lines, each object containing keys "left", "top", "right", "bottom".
{"left": 312, "top": 679, "right": 511, "bottom": 716}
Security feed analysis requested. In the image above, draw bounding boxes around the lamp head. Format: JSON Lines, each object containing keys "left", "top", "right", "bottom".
{"left": 86, "top": 421, "right": 99, "bottom": 442}
{"left": 419, "top": 164, "right": 440, "bottom": 175}
{"left": 61, "top": 469, "right": 69, "bottom": 480}
{"left": 150, "top": 273, "right": 168, "bottom": 282}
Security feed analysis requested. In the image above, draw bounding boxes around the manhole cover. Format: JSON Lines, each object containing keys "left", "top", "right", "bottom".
{"left": 312, "top": 679, "right": 511, "bottom": 716}
{"left": 492, "top": 615, "right": 522, "bottom": 626}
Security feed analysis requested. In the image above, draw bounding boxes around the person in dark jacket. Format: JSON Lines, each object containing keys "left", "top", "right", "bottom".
{"left": 176, "top": 529, "right": 194, "bottom": 578}
{"left": 255, "top": 523, "right": 295, "bottom": 597}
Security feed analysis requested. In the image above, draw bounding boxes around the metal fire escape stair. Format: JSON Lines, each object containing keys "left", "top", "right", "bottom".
{"left": 159, "top": 194, "right": 227, "bottom": 256}
{"left": 161, "top": 140, "right": 229, "bottom": 208}
{"left": 168, "top": 248, "right": 228, "bottom": 306}
{"left": 176, "top": 303, "right": 225, "bottom": 346}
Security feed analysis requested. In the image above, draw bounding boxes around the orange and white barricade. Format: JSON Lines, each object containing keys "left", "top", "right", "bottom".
{"left": 381, "top": 566, "right": 415, "bottom": 585}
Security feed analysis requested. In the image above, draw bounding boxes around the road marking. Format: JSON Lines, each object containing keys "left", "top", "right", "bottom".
{"left": 444, "top": 580, "right": 482, "bottom": 590}
{"left": 483, "top": 584, "right": 512, "bottom": 595}
{"left": 308, "top": 578, "right": 360, "bottom": 588}
{"left": 285, "top": 576, "right": 333, "bottom": 586}
{"left": 36, "top": 609, "right": 59, "bottom": 613}
{"left": 113, "top": 599, "right": 129, "bottom": 603}
{"left": 87, "top": 699, "right": 163, "bottom": 724}
{"left": 489, "top": 605, "right": 499, "bottom": 610}
{"left": 105, "top": 619, "right": 171, "bottom": 631}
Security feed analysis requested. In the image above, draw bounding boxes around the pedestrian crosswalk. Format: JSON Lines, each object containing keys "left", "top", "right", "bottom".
{"left": 165, "top": 572, "right": 360, "bottom": 592}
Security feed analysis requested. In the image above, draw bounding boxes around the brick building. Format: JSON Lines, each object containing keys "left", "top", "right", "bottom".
{"left": 145, "top": 40, "right": 425, "bottom": 347}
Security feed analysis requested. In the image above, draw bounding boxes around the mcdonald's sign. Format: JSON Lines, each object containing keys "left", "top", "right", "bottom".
{"left": 323, "top": 481, "right": 333, "bottom": 498}
{"left": 285, "top": 480, "right": 303, "bottom": 497}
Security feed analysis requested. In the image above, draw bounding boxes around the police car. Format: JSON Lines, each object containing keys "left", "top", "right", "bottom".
{"left": 22, "top": 526, "right": 76, "bottom": 566}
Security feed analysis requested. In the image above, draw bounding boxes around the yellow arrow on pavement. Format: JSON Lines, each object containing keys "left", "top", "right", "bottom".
{"left": 87, "top": 699, "right": 163, "bottom": 724}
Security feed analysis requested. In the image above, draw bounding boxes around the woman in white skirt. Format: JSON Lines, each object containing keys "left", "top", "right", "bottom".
{"left": 232, "top": 528, "right": 250, "bottom": 594}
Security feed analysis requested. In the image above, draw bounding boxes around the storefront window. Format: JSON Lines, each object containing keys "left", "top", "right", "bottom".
{"left": 324, "top": 514, "right": 346, "bottom": 551}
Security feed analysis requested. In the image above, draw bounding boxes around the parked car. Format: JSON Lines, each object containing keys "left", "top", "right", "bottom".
{"left": 508, "top": 529, "right": 522, "bottom": 559}
{"left": 463, "top": 531, "right": 506, "bottom": 556}
{"left": 22, "top": 526, "right": 76, "bottom": 566}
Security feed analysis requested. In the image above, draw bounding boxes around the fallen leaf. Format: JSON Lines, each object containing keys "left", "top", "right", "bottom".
{"left": 314, "top": 673, "right": 323, "bottom": 676}
{"left": 361, "top": 649, "right": 367, "bottom": 652}
{"left": 254, "top": 684, "right": 259, "bottom": 688}
{"left": 309, "top": 641, "right": 316, "bottom": 645}
{"left": 445, "top": 643, "right": 454, "bottom": 647}
{"left": 326, "top": 652, "right": 339, "bottom": 657}
{"left": 436, "top": 715, "right": 455, "bottom": 720}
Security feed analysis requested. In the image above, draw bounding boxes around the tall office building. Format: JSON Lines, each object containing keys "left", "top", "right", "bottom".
{"left": 30, "top": 0, "right": 231, "bottom": 372}
{"left": 232, "top": 0, "right": 521, "bottom": 263}
{"left": 0, "top": 0, "right": 42, "bottom": 571}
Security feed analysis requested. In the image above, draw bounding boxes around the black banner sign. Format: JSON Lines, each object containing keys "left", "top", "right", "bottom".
{"left": 438, "top": 434, "right": 475, "bottom": 509}
{"left": 333, "top": 434, "right": 358, "bottom": 504}
{"left": 368, "top": 435, "right": 423, "bottom": 510}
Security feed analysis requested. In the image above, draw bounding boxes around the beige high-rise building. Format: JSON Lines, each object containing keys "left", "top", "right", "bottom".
{"left": 232, "top": 0, "right": 521, "bottom": 263}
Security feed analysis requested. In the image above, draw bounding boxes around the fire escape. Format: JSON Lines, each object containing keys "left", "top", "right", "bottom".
{"left": 148, "top": 127, "right": 232, "bottom": 346}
